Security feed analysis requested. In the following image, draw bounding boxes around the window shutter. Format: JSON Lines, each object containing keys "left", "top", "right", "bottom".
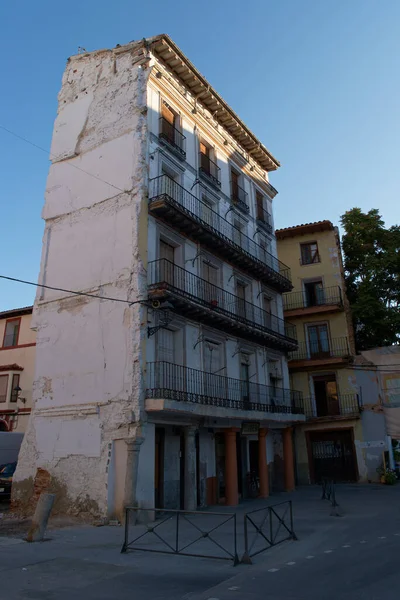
{"left": 158, "top": 329, "right": 175, "bottom": 363}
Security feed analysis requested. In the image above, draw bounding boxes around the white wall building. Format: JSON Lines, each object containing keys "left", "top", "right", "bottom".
{"left": 14, "top": 35, "right": 305, "bottom": 518}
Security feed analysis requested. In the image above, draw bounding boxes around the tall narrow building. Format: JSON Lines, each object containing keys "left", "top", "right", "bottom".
{"left": 14, "top": 36, "right": 305, "bottom": 518}
{"left": 276, "top": 221, "right": 364, "bottom": 483}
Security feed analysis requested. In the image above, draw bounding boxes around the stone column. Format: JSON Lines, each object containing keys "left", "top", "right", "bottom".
{"left": 184, "top": 426, "right": 197, "bottom": 511}
{"left": 124, "top": 437, "right": 144, "bottom": 510}
{"left": 258, "top": 428, "right": 269, "bottom": 498}
{"left": 283, "top": 427, "right": 295, "bottom": 492}
{"left": 225, "top": 429, "right": 239, "bottom": 506}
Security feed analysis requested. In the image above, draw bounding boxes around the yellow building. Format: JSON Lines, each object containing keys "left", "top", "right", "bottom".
{"left": 276, "top": 221, "right": 364, "bottom": 484}
{"left": 0, "top": 306, "right": 35, "bottom": 433}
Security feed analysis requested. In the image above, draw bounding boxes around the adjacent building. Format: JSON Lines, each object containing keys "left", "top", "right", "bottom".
{"left": 14, "top": 35, "right": 305, "bottom": 518}
{"left": 0, "top": 306, "right": 35, "bottom": 433}
{"left": 277, "top": 221, "right": 364, "bottom": 483}
{"left": 277, "top": 221, "right": 391, "bottom": 484}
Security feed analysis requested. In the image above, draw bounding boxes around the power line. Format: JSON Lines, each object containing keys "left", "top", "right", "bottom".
{"left": 0, "top": 275, "right": 145, "bottom": 306}
{"left": 0, "top": 124, "right": 127, "bottom": 195}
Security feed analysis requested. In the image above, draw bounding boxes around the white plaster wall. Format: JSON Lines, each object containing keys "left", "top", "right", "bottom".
{"left": 14, "top": 46, "right": 151, "bottom": 517}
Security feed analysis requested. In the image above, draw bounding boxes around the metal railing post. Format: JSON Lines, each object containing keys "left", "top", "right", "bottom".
{"left": 176, "top": 511, "right": 180, "bottom": 553}
{"left": 121, "top": 507, "right": 129, "bottom": 553}
{"left": 289, "top": 501, "right": 297, "bottom": 540}
{"left": 241, "top": 514, "right": 252, "bottom": 564}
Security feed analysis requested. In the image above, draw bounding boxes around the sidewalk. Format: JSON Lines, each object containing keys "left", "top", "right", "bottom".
{"left": 0, "top": 484, "right": 399, "bottom": 600}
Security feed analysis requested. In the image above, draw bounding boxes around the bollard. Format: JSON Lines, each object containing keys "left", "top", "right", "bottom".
{"left": 26, "top": 493, "right": 55, "bottom": 542}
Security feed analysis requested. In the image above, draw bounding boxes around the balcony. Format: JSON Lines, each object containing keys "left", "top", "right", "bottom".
{"left": 256, "top": 207, "right": 273, "bottom": 234}
{"left": 304, "top": 393, "right": 361, "bottom": 420}
{"left": 148, "top": 259, "right": 297, "bottom": 352}
{"left": 283, "top": 286, "right": 343, "bottom": 318}
{"left": 159, "top": 117, "right": 186, "bottom": 159}
{"left": 231, "top": 182, "right": 249, "bottom": 214}
{"left": 145, "top": 362, "right": 305, "bottom": 420}
{"left": 148, "top": 175, "right": 292, "bottom": 292}
{"left": 199, "top": 152, "right": 221, "bottom": 188}
{"left": 288, "top": 336, "right": 351, "bottom": 369}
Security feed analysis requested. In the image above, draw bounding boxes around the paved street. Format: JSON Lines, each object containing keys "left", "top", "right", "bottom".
{"left": 1, "top": 484, "right": 400, "bottom": 599}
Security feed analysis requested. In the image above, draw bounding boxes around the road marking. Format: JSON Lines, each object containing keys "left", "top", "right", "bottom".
{"left": 306, "top": 555, "right": 314, "bottom": 559}
{"left": 394, "top": 533, "right": 400, "bottom": 536}
{"left": 287, "top": 561, "right": 296, "bottom": 565}
{"left": 268, "top": 568, "right": 279, "bottom": 572}
{"left": 324, "top": 550, "right": 333, "bottom": 553}
{"left": 379, "top": 536, "right": 386, "bottom": 539}
{"left": 342, "top": 545, "right": 351, "bottom": 548}
{"left": 360, "top": 540, "right": 367, "bottom": 544}
{"left": 228, "top": 587, "right": 239, "bottom": 591}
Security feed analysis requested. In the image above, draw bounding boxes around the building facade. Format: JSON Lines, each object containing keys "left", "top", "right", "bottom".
{"left": 0, "top": 307, "right": 35, "bottom": 433}
{"left": 14, "top": 35, "right": 305, "bottom": 518}
{"left": 276, "top": 221, "right": 367, "bottom": 483}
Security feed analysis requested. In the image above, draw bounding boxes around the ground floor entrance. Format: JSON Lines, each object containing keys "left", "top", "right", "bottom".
{"left": 140, "top": 422, "right": 297, "bottom": 510}
{"left": 308, "top": 429, "right": 358, "bottom": 483}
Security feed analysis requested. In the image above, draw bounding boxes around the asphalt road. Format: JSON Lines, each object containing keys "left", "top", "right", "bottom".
{"left": 1, "top": 485, "right": 400, "bottom": 599}
{"left": 192, "top": 526, "right": 400, "bottom": 600}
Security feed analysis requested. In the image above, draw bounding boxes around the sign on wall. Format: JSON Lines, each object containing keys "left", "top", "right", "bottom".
{"left": 241, "top": 422, "right": 260, "bottom": 435}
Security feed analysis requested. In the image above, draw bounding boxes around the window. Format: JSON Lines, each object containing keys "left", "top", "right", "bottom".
{"left": 10, "top": 374, "right": 20, "bottom": 403}
{"left": 200, "top": 260, "right": 220, "bottom": 305}
{"left": 233, "top": 219, "right": 249, "bottom": 252}
{"left": 158, "top": 328, "right": 175, "bottom": 363}
{"left": 199, "top": 141, "right": 220, "bottom": 185}
{"left": 200, "top": 195, "right": 215, "bottom": 228}
{"left": 231, "top": 169, "right": 239, "bottom": 201}
{"left": 3, "top": 319, "right": 20, "bottom": 348}
{"left": 259, "top": 237, "right": 272, "bottom": 268}
{"left": 204, "top": 340, "right": 224, "bottom": 398}
{"left": 0, "top": 375, "right": 8, "bottom": 403}
{"left": 256, "top": 190, "right": 264, "bottom": 221}
{"left": 304, "top": 280, "right": 324, "bottom": 307}
{"left": 236, "top": 281, "right": 248, "bottom": 319}
{"left": 159, "top": 239, "right": 175, "bottom": 285}
{"left": 240, "top": 355, "right": 251, "bottom": 405}
{"left": 160, "top": 101, "right": 177, "bottom": 146}
{"left": 300, "top": 242, "right": 320, "bottom": 265}
{"left": 200, "top": 141, "right": 211, "bottom": 174}
{"left": 307, "top": 324, "right": 330, "bottom": 358}
{"left": 313, "top": 374, "right": 339, "bottom": 417}
{"left": 263, "top": 295, "right": 272, "bottom": 329}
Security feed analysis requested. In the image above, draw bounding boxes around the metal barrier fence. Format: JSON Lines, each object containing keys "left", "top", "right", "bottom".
{"left": 242, "top": 500, "right": 296, "bottom": 564}
{"left": 121, "top": 507, "right": 239, "bottom": 565}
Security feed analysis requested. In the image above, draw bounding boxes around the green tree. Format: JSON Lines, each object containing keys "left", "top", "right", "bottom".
{"left": 340, "top": 208, "right": 400, "bottom": 350}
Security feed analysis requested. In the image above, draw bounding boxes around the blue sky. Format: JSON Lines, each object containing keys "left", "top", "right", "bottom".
{"left": 1, "top": 0, "right": 399, "bottom": 311}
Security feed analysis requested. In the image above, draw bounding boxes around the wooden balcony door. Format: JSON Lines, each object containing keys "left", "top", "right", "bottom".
{"left": 307, "top": 324, "right": 330, "bottom": 358}
{"left": 200, "top": 260, "right": 220, "bottom": 307}
{"left": 313, "top": 374, "right": 339, "bottom": 417}
{"left": 203, "top": 341, "right": 223, "bottom": 399}
{"left": 159, "top": 240, "right": 175, "bottom": 286}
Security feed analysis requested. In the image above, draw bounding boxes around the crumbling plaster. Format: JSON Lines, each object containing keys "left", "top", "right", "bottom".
{"left": 14, "top": 45, "right": 153, "bottom": 516}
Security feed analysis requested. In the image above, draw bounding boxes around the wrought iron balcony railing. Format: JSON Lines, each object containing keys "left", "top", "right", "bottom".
{"left": 303, "top": 393, "right": 361, "bottom": 419}
{"left": 159, "top": 117, "right": 186, "bottom": 158}
{"left": 199, "top": 152, "right": 221, "bottom": 187}
{"left": 288, "top": 336, "right": 350, "bottom": 362}
{"left": 148, "top": 259, "right": 297, "bottom": 350}
{"left": 146, "top": 361, "right": 304, "bottom": 415}
{"left": 231, "top": 182, "right": 249, "bottom": 213}
{"left": 148, "top": 175, "right": 292, "bottom": 291}
{"left": 283, "top": 286, "right": 343, "bottom": 312}
{"left": 256, "top": 207, "right": 273, "bottom": 233}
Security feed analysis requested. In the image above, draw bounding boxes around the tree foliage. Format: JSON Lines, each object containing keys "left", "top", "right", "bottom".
{"left": 340, "top": 208, "right": 400, "bottom": 350}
